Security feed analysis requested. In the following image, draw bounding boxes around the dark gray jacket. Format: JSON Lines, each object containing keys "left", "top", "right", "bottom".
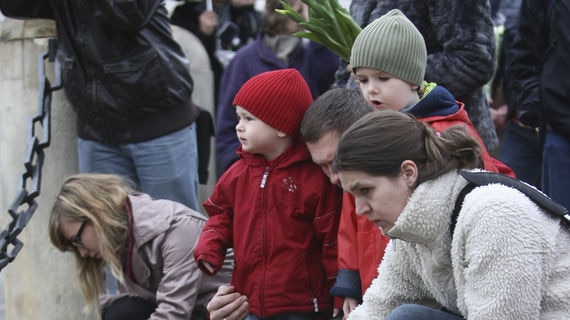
{"left": 509, "top": 0, "right": 570, "bottom": 139}
{"left": 0, "top": 0, "right": 200, "bottom": 144}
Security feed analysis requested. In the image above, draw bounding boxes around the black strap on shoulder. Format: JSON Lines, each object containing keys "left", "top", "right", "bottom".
{"left": 450, "top": 182, "right": 477, "bottom": 236}
{"left": 450, "top": 170, "right": 570, "bottom": 236}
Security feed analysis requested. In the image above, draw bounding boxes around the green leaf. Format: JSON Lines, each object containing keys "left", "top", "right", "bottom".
{"left": 276, "top": 0, "right": 361, "bottom": 62}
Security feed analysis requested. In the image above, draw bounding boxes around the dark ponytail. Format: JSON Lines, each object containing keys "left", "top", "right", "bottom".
{"left": 333, "top": 110, "right": 483, "bottom": 186}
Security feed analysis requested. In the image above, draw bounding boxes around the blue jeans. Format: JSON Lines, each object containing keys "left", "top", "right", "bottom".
{"left": 385, "top": 304, "right": 464, "bottom": 320}
{"left": 78, "top": 124, "right": 199, "bottom": 211}
{"left": 498, "top": 121, "right": 542, "bottom": 187}
{"left": 541, "top": 129, "right": 570, "bottom": 209}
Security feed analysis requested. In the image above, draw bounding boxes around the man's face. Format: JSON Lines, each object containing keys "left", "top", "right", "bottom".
{"left": 306, "top": 131, "right": 341, "bottom": 186}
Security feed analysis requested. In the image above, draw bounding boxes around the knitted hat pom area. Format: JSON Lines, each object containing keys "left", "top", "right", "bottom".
{"left": 232, "top": 68, "right": 314, "bottom": 138}
{"left": 350, "top": 9, "right": 427, "bottom": 88}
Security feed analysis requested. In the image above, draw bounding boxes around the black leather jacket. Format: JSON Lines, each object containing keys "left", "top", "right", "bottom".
{"left": 0, "top": 0, "right": 200, "bottom": 144}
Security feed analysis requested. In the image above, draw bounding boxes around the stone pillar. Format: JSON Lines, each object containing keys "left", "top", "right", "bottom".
{"left": 0, "top": 18, "right": 91, "bottom": 319}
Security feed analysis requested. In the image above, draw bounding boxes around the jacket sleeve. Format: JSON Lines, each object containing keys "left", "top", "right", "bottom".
{"left": 453, "top": 185, "right": 563, "bottom": 318}
{"left": 330, "top": 192, "right": 363, "bottom": 300}
{"left": 151, "top": 214, "right": 209, "bottom": 320}
{"left": 93, "top": 0, "right": 164, "bottom": 31}
{"left": 422, "top": 0, "right": 495, "bottom": 98}
{"left": 507, "top": 0, "right": 548, "bottom": 128}
{"left": 194, "top": 180, "right": 234, "bottom": 275}
{"left": 312, "top": 182, "right": 342, "bottom": 291}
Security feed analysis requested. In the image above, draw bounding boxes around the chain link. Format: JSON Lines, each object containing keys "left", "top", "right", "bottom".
{"left": 0, "top": 39, "right": 61, "bottom": 271}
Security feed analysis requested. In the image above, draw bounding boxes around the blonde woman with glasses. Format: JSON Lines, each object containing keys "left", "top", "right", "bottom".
{"left": 49, "top": 173, "right": 233, "bottom": 320}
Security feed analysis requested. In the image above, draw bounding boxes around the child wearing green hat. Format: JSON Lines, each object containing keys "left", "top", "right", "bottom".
{"left": 350, "top": 9, "right": 513, "bottom": 177}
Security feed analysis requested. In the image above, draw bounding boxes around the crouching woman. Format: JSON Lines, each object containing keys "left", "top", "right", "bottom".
{"left": 49, "top": 173, "right": 233, "bottom": 320}
{"left": 333, "top": 110, "right": 570, "bottom": 320}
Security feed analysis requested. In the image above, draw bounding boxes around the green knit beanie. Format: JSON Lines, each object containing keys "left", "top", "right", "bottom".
{"left": 350, "top": 9, "right": 427, "bottom": 87}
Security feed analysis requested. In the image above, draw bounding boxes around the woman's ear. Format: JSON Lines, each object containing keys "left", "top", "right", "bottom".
{"left": 400, "top": 160, "right": 418, "bottom": 187}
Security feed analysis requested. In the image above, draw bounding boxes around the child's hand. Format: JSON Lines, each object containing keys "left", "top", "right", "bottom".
{"left": 200, "top": 260, "right": 216, "bottom": 274}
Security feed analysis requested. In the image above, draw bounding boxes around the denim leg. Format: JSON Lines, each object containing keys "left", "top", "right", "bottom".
{"left": 127, "top": 124, "right": 199, "bottom": 211}
{"left": 77, "top": 138, "right": 137, "bottom": 182}
{"left": 498, "top": 121, "right": 542, "bottom": 187}
{"left": 385, "top": 304, "right": 464, "bottom": 320}
{"left": 541, "top": 129, "right": 570, "bottom": 209}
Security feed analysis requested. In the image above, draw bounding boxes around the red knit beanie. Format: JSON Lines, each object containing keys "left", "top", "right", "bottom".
{"left": 233, "top": 69, "right": 313, "bottom": 138}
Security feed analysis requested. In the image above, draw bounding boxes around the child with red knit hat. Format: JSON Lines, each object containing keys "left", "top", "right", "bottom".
{"left": 194, "top": 69, "right": 342, "bottom": 319}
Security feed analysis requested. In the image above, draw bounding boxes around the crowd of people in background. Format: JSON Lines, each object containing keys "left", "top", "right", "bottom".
{"left": 2, "top": 0, "right": 569, "bottom": 319}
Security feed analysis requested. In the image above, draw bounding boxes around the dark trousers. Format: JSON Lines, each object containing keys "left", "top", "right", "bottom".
{"left": 102, "top": 296, "right": 209, "bottom": 320}
{"left": 103, "top": 296, "right": 155, "bottom": 320}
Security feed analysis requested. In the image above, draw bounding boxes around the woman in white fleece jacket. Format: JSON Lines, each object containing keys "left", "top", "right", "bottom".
{"left": 333, "top": 110, "right": 570, "bottom": 320}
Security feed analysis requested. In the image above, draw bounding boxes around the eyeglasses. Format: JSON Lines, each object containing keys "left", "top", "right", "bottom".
{"left": 71, "top": 220, "right": 88, "bottom": 248}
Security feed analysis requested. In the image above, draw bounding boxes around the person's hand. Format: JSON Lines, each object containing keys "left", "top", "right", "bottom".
{"left": 199, "top": 10, "right": 219, "bottom": 36}
{"left": 490, "top": 104, "right": 508, "bottom": 135}
{"left": 199, "top": 260, "right": 217, "bottom": 274}
{"left": 207, "top": 285, "right": 249, "bottom": 320}
{"left": 330, "top": 308, "right": 343, "bottom": 319}
{"left": 342, "top": 297, "right": 359, "bottom": 320}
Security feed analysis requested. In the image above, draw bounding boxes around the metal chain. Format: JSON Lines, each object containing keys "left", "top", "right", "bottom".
{"left": 0, "top": 39, "right": 61, "bottom": 271}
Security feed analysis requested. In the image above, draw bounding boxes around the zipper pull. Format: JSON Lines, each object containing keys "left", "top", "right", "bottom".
{"left": 260, "top": 167, "right": 269, "bottom": 188}
{"left": 313, "top": 297, "right": 319, "bottom": 312}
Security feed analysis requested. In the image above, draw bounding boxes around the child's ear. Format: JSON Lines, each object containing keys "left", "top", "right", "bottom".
{"left": 277, "top": 131, "right": 288, "bottom": 138}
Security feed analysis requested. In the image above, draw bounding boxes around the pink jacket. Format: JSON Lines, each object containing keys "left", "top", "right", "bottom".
{"left": 102, "top": 194, "right": 233, "bottom": 319}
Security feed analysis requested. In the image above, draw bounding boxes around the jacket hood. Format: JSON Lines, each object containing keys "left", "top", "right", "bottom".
{"left": 403, "top": 82, "right": 460, "bottom": 119}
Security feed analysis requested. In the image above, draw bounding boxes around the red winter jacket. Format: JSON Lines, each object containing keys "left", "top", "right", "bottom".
{"left": 421, "top": 103, "right": 515, "bottom": 177}
{"left": 333, "top": 192, "right": 389, "bottom": 300}
{"left": 195, "top": 143, "right": 342, "bottom": 318}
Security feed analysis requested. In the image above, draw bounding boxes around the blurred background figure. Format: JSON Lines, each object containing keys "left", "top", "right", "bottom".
{"left": 171, "top": 0, "right": 261, "bottom": 106}
{"left": 509, "top": 0, "right": 570, "bottom": 208}
{"left": 490, "top": 0, "right": 543, "bottom": 188}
